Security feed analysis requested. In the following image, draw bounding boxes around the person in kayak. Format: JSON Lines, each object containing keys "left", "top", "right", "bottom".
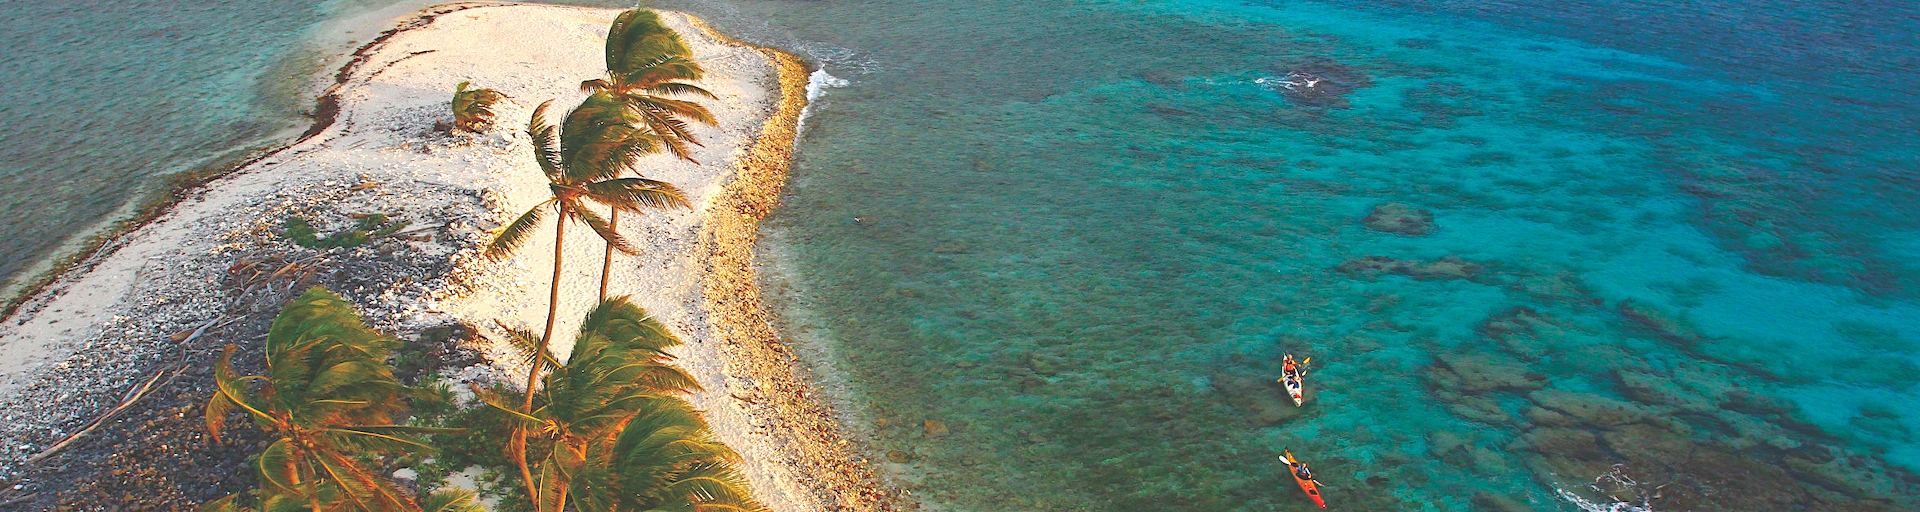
{"left": 1282, "top": 355, "right": 1301, "bottom": 380}
{"left": 1282, "top": 449, "right": 1328, "bottom": 508}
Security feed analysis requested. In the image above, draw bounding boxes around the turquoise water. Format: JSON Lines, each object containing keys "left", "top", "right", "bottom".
{"left": 9, "top": 0, "right": 1917, "bottom": 509}
{"left": 666, "top": 0, "right": 1920, "bottom": 509}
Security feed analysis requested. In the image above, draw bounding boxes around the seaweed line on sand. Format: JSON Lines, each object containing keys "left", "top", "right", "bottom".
{"left": 688, "top": 16, "right": 911, "bottom": 511}
{"left": 0, "top": 2, "right": 498, "bottom": 323}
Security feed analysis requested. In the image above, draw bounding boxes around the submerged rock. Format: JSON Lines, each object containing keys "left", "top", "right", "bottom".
{"left": 1447, "top": 395, "right": 1516, "bottom": 425}
{"left": 1470, "top": 491, "right": 1530, "bottom": 512}
{"left": 1526, "top": 390, "right": 1655, "bottom": 428}
{"left": 1510, "top": 428, "right": 1604, "bottom": 461}
{"left": 1361, "top": 203, "right": 1436, "bottom": 235}
{"left": 1209, "top": 371, "right": 1304, "bottom": 426}
{"left": 1613, "top": 370, "right": 1688, "bottom": 407}
{"left": 1474, "top": 307, "right": 1548, "bottom": 340}
{"left": 1427, "top": 353, "right": 1544, "bottom": 393}
{"left": 1336, "top": 255, "right": 1484, "bottom": 281}
{"left": 1616, "top": 299, "right": 1704, "bottom": 345}
{"left": 1268, "top": 57, "right": 1375, "bottom": 109}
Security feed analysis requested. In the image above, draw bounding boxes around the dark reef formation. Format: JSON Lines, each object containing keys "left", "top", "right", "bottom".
{"left": 1361, "top": 202, "right": 1437, "bottom": 235}
{"left": 1271, "top": 57, "right": 1374, "bottom": 109}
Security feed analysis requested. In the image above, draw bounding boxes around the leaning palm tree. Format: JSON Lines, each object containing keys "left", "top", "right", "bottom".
{"left": 202, "top": 287, "right": 458, "bottom": 512}
{"left": 582, "top": 9, "right": 717, "bottom": 300}
{"left": 450, "top": 81, "right": 507, "bottom": 133}
{"left": 483, "top": 298, "right": 764, "bottom": 512}
{"left": 584, "top": 9, "right": 717, "bottom": 160}
{"left": 485, "top": 92, "right": 690, "bottom": 499}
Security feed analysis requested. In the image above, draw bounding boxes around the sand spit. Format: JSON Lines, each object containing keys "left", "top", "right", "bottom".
{"left": 0, "top": 3, "right": 900, "bottom": 510}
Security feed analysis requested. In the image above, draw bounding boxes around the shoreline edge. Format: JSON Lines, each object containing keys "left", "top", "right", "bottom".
{"left": 688, "top": 16, "right": 910, "bottom": 511}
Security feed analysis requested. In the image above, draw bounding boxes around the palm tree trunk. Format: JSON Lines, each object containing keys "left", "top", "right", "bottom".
{"left": 518, "top": 212, "right": 565, "bottom": 505}
{"left": 599, "top": 208, "right": 616, "bottom": 302}
{"left": 296, "top": 454, "right": 321, "bottom": 512}
{"left": 552, "top": 476, "right": 572, "bottom": 512}
{"left": 530, "top": 215, "right": 565, "bottom": 409}
{"left": 511, "top": 428, "right": 536, "bottom": 510}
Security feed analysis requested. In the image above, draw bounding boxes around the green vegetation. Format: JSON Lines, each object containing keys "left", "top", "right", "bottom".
{"left": 451, "top": 81, "right": 507, "bottom": 133}
{"left": 202, "top": 9, "right": 763, "bottom": 512}
{"left": 585, "top": 9, "right": 717, "bottom": 161}
{"left": 480, "top": 299, "right": 761, "bottom": 512}
{"left": 204, "top": 289, "right": 762, "bottom": 511}
{"left": 283, "top": 214, "right": 410, "bottom": 249}
{"left": 200, "top": 287, "right": 464, "bottom": 511}
{"left": 483, "top": 92, "right": 691, "bottom": 470}
{"left": 582, "top": 9, "right": 717, "bottom": 300}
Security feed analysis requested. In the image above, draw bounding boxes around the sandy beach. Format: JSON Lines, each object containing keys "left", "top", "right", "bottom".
{"left": 0, "top": 3, "right": 898, "bottom": 509}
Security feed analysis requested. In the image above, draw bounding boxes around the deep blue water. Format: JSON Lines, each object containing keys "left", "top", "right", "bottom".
{"left": 664, "top": 0, "right": 1920, "bottom": 509}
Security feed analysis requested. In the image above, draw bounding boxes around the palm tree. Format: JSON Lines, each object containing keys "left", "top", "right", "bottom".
{"left": 202, "top": 287, "right": 455, "bottom": 511}
{"left": 483, "top": 298, "right": 764, "bottom": 512}
{"left": 450, "top": 81, "right": 506, "bottom": 133}
{"left": 485, "top": 92, "right": 690, "bottom": 498}
{"left": 582, "top": 9, "right": 718, "bottom": 300}
{"left": 202, "top": 489, "right": 485, "bottom": 512}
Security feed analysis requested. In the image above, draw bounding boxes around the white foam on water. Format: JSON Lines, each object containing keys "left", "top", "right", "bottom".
{"left": 807, "top": 68, "right": 849, "bottom": 101}
{"left": 798, "top": 68, "right": 849, "bottom": 135}
{"left": 1555, "top": 488, "right": 1654, "bottom": 512}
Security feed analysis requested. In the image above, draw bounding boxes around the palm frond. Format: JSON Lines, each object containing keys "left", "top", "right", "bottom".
{"left": 617, "top": 55, "right": 707, "bottom": 86}
{"left": 667, "top": 464, "right": 765, "bottom": 511}
{"left": 205, "top": 347, "right": 246, "bottom": 442}
{"left": 642, "top": 81, "right": 717, "bottom": 100}
{"left": 311, "top": 446, "right": 414, "bottom": 511}
{"left": 210, "top": 345, "right": 272, "bottom": 433}
{"left": 255, "top": 438, "right": 303, "bottom": 494}
{"left": 421, "top": 489, "right": 487, "bottom": 512}
{"left": 308, "top": 360, "right": 391, "bottom": 396}
{"left": 511, "top": 293, "right": 769, "bottom": 512}
{"left": 209, "top": 287, "right": 426, "bottom": 511}
{"left": 320, "top": 426, "right": 440, "bottom": 455}
{"left": 562, "top": 92, "right": 666, "bottom": 181}
{"left": 566, "top": 202, "right": 639, "bottom": 255}
{"left": 528, "top": 100, "right": 565, "bottom": 181}
{"left": 634, "top": 96, "right": 718, "bottom": 126}
{"left": 582, "top": 177, "right": 691, "bottom": 213}
{"left": 486, "top": 199, "right": 554, "bottom": 260}
{"left": 471, "top": 383, "right": 547, "bottom": 425}
{"left": 623, "top": 101, "right": 706, "bottom": 162}
{"left": 494, "top": 320, "right": 561, "bottom": 372}
{"left": 606, "top": 10, "right": 692, "bottom": 75}
{"left": 451, "top": 81, "right": 507, "bottom": 132}
{"left": 581, "top": 78, "right": 614, "bottom": 94}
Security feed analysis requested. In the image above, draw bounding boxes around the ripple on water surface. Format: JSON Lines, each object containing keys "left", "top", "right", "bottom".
{"left": 666, "top": 0, "right": 1920, "bottom": 509}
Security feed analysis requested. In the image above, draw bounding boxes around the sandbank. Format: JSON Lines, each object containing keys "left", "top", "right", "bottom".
{"left": 0, "top": 3, "right": 899, "bottom": 510}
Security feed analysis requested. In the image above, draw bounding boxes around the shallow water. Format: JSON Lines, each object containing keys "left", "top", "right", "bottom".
{"left": 8, "top": 0, "right": 1916, "bottom": 508}
{"left": 0, "top": 0, "right": 325, "bottom": 284}
{"left": 0, "top": 0, "right": 639, "bottom": 290}
{"left": 664, "top": 0, "right": 1920, "bottom": 509}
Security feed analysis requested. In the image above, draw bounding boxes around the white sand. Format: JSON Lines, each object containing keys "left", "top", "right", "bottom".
{"left": 0, "top": 4, "right": 835, "bottom": 510}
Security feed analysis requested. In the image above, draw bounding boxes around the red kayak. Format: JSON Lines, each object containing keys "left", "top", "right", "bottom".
{"left": 1282, "top": 450, "right": 1327, "bottom": 508}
